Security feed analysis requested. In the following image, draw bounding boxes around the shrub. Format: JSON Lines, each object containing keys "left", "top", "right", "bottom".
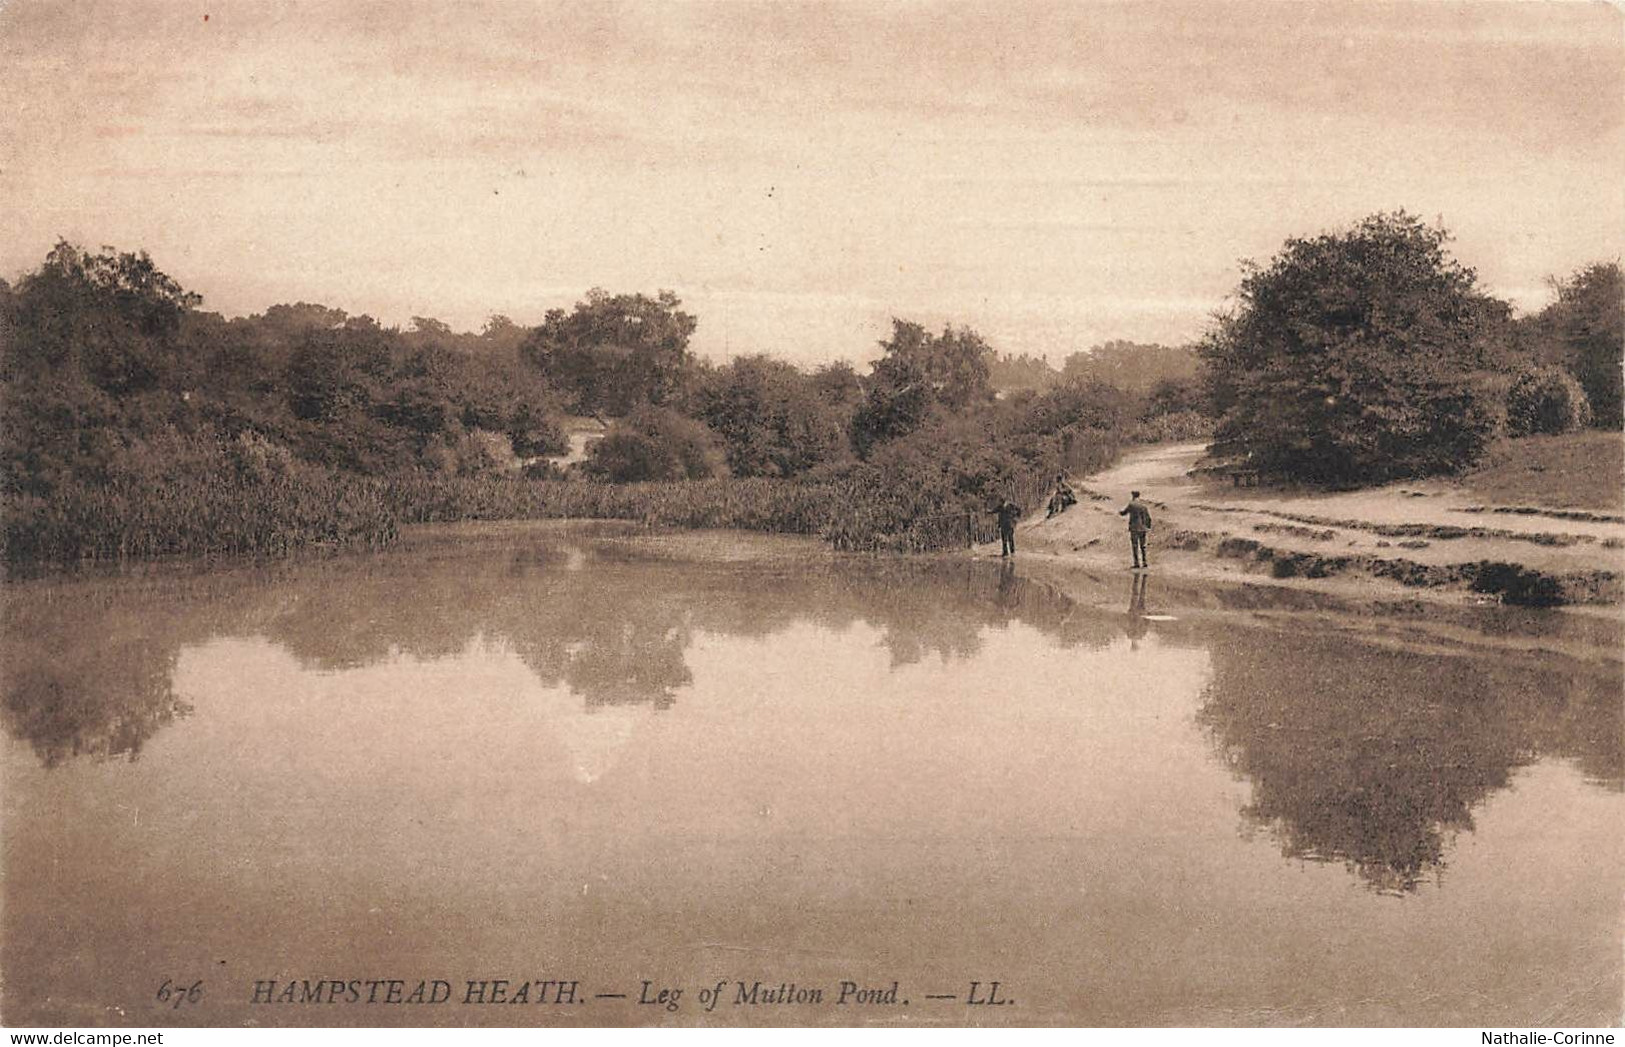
{"left": 583, "top": 407, "right": 729, "bottom": 483}
{"left": 226, "top": 430, "right": 296, "bottom": 484}
{"left": 1505, "top": 366, "right": 1593, "bottom": 436}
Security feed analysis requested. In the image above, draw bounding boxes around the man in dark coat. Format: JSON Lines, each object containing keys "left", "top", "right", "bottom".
{"left": 1119, "top": 490, "right": 1152, "bottom": 568}
{"left": 990, "top": 498, "right": 1021, "bottom": 557}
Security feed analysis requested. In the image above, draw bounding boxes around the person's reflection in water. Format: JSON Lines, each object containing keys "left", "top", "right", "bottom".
{"left": 996, "top": 559, "right": 1020, "bottom": 611}
{"left": 1125, "top": 571, "right": 1150, "bottom": 650}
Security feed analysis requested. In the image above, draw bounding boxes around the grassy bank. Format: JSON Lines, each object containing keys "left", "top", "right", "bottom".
{"left": 1460, "top": 432, "right": 1625, "bottom": 512}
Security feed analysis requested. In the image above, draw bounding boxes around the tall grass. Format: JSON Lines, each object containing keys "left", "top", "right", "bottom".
{"left": 5, "top": 420, "right": 1132, "bottom": 567}
{"left": 3, "top": 432, "right": 397, "bottom": 567}
{"left": 381, "top": 473, "right": 842, "bottom": 536}
{"left": 376, "top": 416, "right": 1126, "bottom": 553}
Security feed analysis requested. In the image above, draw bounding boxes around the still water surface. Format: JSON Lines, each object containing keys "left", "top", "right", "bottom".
{"left": 3, "top": 523, "right": 1620, "bottom": 1026}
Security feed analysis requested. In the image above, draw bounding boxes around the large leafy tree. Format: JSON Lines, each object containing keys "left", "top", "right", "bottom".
{"left": 3, "top": 242, "right": 201, "bottom": 394}
{"left": 689, "top": 355, "right": 850, "bottom": 477}
{"left": 521, "top": 288, "right": 697, "bottom": 419}
{"left": 851, "top": 319, "right": 996, "bottom": 456}
{"left": 2, "top": 243, "right": 205, "bottom": 495}
{"left": 1532, "top": 262, "right": 1623, "bottom": 429}
{"left": 1200, "top": 212, "right": 1501, "bottom": 485}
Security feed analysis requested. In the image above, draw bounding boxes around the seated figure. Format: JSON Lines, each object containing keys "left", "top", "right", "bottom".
{"left": 1046, "top": 474, "right": 1077, "bottom": 518}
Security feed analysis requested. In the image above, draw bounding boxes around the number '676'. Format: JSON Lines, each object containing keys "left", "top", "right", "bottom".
{"left": 156, "top": 979, "right": 204, "bottom": 1009}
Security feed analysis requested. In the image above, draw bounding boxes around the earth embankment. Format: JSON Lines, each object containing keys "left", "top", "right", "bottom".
{"left": 999, "top": 442, "right": 1625, "bottom": 608}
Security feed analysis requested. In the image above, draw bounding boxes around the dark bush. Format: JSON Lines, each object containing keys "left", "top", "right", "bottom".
{"left": 1529, "top": 263, "right": 1623, "bottom": 429}
{"left": 1505, "top": 366, "right": 1592, "bottom": 436}
{"left": 1201, "top": 212, "right": 1503, "bottom": 485}
{"left": 583, "top": 407, "right": 729, "bottom": 483}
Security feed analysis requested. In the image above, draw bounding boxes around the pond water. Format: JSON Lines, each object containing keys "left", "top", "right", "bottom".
{"left": 3, "top": 522, "right": 1620, "bottom": 1027}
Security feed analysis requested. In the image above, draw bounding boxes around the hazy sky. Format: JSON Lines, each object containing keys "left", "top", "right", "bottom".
{"left": 3, "top": 0, "right": 1622, "bottom": 365}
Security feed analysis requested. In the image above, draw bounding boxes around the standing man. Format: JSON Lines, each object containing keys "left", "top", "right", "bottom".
{"left": 1119, "top": 490, "right": 1152, "bottom": 569}
{"left": 990, "top": 497, "right": 1022, "bottom": 557}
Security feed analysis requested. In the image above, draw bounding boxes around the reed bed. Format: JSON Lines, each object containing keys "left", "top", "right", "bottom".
{"left": 381, "top": 473, "right": 843, "bottom": 536}
{"left": 5, "top": 422, "right": 1128, "bottom": 567}
{"left": 5, "top": 472, "right": 397, "bottom": 566}
{"left": 3, "top": 431, "right": 398, "bottom": 566}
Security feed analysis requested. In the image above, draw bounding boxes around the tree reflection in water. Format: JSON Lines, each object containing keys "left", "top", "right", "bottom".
{"left": 2, "top": 602, "right": 192, "bottom": 769}
{"left": 1197, "top": 629, "right": 1621, "bottom": 892}
{"left": 0, "top": 535, "right": 1120, "bottom": 766}
{"left": 5, "top": 525, "right": 1619, "bottom": 903}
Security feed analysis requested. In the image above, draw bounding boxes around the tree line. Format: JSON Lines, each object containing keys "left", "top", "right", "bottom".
{"left": 524, "top": 296, "right": 1206, "bottom": 484}
{"left": 1, "top": 213, "right": 1618, "bottom": 563}
{"left": 0, "top": 242, "right": 1188, "bottom": 561}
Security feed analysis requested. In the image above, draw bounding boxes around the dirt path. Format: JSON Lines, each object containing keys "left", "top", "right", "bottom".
{"left": 988, "top": 442, "right": 1625, "bottom": 607}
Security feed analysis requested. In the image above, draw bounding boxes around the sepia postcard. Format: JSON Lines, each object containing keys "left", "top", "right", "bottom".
{"left": 1, "top": 0, "right": 1621, "bottom": 1033}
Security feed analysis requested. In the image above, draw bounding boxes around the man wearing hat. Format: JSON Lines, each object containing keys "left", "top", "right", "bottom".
{"left": 990, "top": 497, "right": 1022, "bottom": 557}
{"left": 1119, "top": 490, "right": 1152, "bottom": 569}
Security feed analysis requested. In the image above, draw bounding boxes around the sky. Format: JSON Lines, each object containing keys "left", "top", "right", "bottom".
{"left": 3, "top": 0, "right": 1622, "bottom": 366}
